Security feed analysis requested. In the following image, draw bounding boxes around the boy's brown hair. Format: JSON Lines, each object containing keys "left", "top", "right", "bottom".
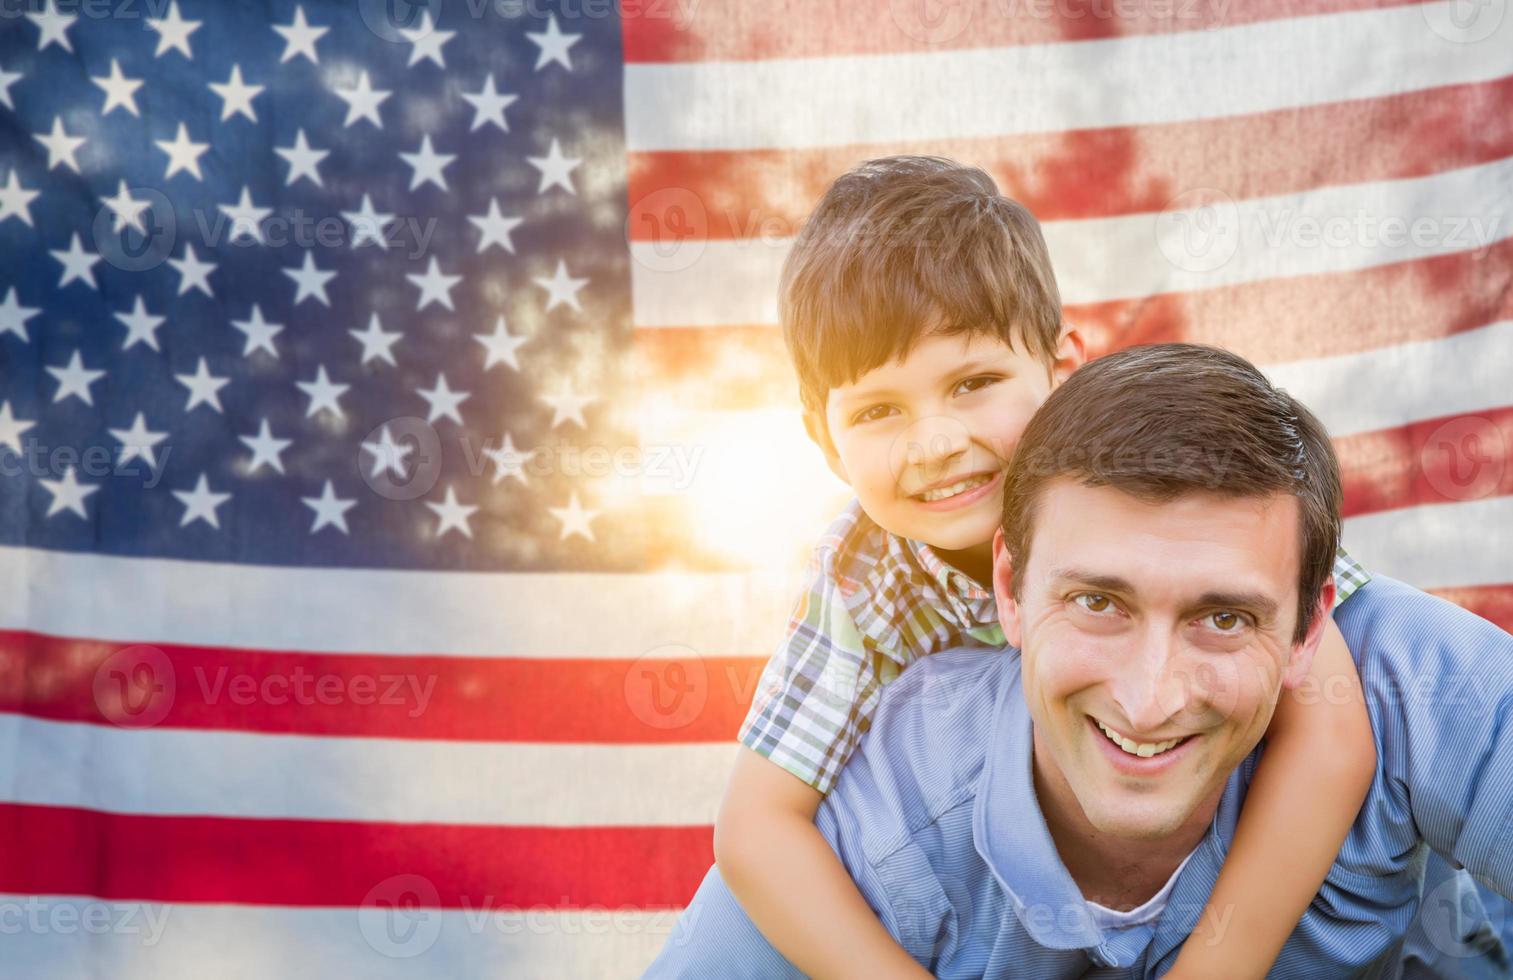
{"left": 779, "top": 155, "right": 1064, "bottom": 417}
{"left": 1000, "top": 343, "right": 1343, "bottom": 644}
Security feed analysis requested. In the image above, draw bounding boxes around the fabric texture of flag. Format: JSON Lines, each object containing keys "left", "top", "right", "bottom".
{"left": 1, "top": 0, "right": 1510, "bottom": 975}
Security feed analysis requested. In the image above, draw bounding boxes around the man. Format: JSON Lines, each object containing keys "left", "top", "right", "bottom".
{"left": 645, "top": 343, "right": 1513, "bottom": 978}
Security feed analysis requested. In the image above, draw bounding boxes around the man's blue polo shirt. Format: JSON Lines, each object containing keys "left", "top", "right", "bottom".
{"left": 644, "top": 575, "right": 1513, "bottom": 978}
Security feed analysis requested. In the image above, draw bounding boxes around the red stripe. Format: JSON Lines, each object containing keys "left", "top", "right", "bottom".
{"left": 1337, "top": 406, "right": 1513, "bottom": 518}
{"left": 629, "top": 75, "right": 1513, "bottom": 237}
{"left": 1427, "top": 585, "right": 1513, "bottom": 634}
{"left": 0, "top": 631, "right": 762, "bottom": 742}
{"left": 0, "top": 802, "right": 709, "bottom": 908}
{"left": 623, "top": 0, "right": 1420, "bottom": 63}
{"left": 634, "top": 239, "right": 1513, "bottom": 409}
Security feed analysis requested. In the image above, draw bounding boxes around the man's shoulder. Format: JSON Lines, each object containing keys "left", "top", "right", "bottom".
{"left": 1335, "top": 574, "right": 1513, "bottom": 668}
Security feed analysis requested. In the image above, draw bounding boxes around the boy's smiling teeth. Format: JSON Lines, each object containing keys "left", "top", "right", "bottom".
{"left": 1095, "top": 719, "right": 1185, "bottom": 758}
{"left": 913, "top": 473, "right": 994, "bottom": 502}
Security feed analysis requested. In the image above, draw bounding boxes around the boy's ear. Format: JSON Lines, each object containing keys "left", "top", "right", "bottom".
{"left": 1049, "top": 323, "right": 1087, "bottom": 388}
{"left": 803, "top": 409, "right": 850, "bottom": 486}
{"left": 991, "top": 527, "right": 1023, "bottom": 648}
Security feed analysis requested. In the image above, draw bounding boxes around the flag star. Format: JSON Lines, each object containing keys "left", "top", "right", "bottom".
{"left": 285, "top": 250, "right": 336, "bottom": 306}
{"left": 49, "top": 233, "right": 101, "bottom": 291}
{"left": 173, "top": 473, "right": 232, "bottom": 529}
{"left": 461, "top": 73, "right": 518, "bottom": 132}
{"left": 484, "top": 432, "right": 531, "bottom": 486}
{"left": 273, "top": 5, "right": 327, "bottom": 64}
{"left": 0, "top": 170, "right": 41, "bottom": 227}
{"left": 406, "top": 256, "right": 461, "bottom": 312}
{"left": 296, "top": 364, "right": 349, "bottom": 419}
{"left": 426, "top": 484, "right": 477, "bottom": 540}
{"left": 241, "top": 418, "right": 292, "bottom": 475}
{"left": 400, "top": 11, "right": 455, "bottom": 67}
{"left": 40, "top": 468, "right": 97, "bottom": 520}
{"left": 102, "top": 179, "right": 152, "bottom": 236}
{"left": 349, "top": 312, "right": 402, "bottom": 366}
{"left": 0, "top": 287, "right": 40, "bottom": 341}
{"left": 108, "top": 411, "right": 168, "bottom": 469}
{"left": 154, "top": 122, "right": 209, "bottom": 180}
{"left": 417, "top": 373, "right": 470, "bottom": 425}
{"left": 46, "top": 350, "right": 105, "bottom": 405}
{"left": 231, "top": 304, "right": 283, "bottom": 358}
{"left": 399, "top": 135, "right": 455, "bottom": 192}
{"left": 334, "top": 70, "right": 391, "bottom": 128}
{"left": 92, "top": 58, "right": 143, "bottom": 117}
{"left": 303, "top": 480, "right": 356, "bottom": 534}
{"left": 533, "top": 259, "right": 588, "bottom": 313}
{"left": 169, "top": 243, "right": 217, "bottom": 297}
{"left": 541, "top": 383, "right": 596, "bottom": 430}
{"left": 341, "top": 193, "right": 395, "bottom": 248}
{"left": 475, "top": 316, "right": 528, "bottom": 371}
{"left": 175, "top": 356, "right": 230, "bottom": 413}
{"left": 526, "top": 139, "right": 581, "bottom": 195}
{"left": 147, "top": 1, "right": 202, "bottom": 59}
{"left": 275, "top": 129, "right": 328, "bottom": 187}
{"left": 526, "top": 14, "right": 582, "bottom": 72}
{"left": 0, "top": 61, "right": 22, "bottom": 110}
{"left": 220, "top": 186, "right": 273, "bottom": 244}
{"left": 469, "top": 198, "right": 524, "bottom": 254}
{"left": 34, "top": 116, "right": 85, "bottom": 173}
{"left": 360, "top": 424, "right": 414, "bottom": 479}
{"left": 548, "top": 492, "right": 598, "bottom": 542}
{"left": 209, "top": 64, "right": 264, "bottom": 122}
{"left": 0, "top": 401, "right": 35, "bottom": 454}
{"left": 27, "top": 2, "right": 77, "bottom": 53}
{"left": 114, "top": 295, "right": 166, "bottom": 351}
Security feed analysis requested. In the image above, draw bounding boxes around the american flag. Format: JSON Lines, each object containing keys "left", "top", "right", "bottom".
{"left": 0, "top": 0, "right": 1509, "bottom": 975}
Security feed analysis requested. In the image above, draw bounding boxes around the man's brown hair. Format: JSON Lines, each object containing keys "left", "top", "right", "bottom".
{"left": 1000, "top": 343, "right": 1342, "bottom": 643}
{"left": 780, "top": 156, "right": 1064, "bottom": 416}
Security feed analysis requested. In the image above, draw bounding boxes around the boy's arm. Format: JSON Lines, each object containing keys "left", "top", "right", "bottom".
{"left": 1165, "top": 617, "right": 1376, "bottom": 979}
{"left": 714, "top": 748, "right": 932, "bottom": 980}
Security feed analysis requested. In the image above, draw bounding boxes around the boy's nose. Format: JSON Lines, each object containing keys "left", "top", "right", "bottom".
{"left": 894, "top": 414, "right": 970, "bottom": 475}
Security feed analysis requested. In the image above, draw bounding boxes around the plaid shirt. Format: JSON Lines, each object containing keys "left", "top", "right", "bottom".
{"left": 739, "top": 498, "right": 1373, "bottom": 795}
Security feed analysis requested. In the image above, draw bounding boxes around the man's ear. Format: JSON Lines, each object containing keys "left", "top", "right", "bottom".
{"left": 992, "top": 527, "right": 1023, "bottom": 648}
{"left": 1281, "top": 577, "right": 1337, "bottom": 689}
{"left": 1049, "top": 323, "right": 1087, "bottom": 388}
{"left": 803, "top": 409, "right": 849, "bottom": 486}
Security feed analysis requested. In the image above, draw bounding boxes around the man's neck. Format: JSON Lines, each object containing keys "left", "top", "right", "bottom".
{"left": 1030, "top": 732, "right": 1220, "bottom": 911}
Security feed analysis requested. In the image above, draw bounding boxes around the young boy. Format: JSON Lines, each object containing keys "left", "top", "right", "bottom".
{"left": 714, "top": 156, "right": 1378, "bottom": 978}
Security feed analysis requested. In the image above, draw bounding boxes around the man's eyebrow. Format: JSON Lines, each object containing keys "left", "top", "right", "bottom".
{"left": 1047, "top": 568, "right": 1137, "bottom": 594}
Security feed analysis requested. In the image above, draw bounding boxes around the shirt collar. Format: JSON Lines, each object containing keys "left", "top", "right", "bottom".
{"left": 971, "top": 661, "right": 1250, "bottom": 966}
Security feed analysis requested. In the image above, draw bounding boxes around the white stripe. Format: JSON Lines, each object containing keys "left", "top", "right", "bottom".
{"left": 625, "top": 4, "right": 1513, "bottom": 151}
{"left": 1264, "top": 320, "right": 1513, "bottom": 438}
{"left": 1343, "top": 497, "right": 1513, "bottom": 591}
{"left": 0, "top": 898, "right": 674, "bottom": 980}
{"left": 0, "top": 714, "right": 733, "bottom": 826}
{"left": 0, "top": 545, "right": 801, "bottom": 658}
{"left": 631, "top": 154, "right": 1513, "bottom": 325}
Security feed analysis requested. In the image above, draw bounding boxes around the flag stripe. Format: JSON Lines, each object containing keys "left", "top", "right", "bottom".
{"left": 0, "top": 803, "right": 710, "bottom": 909}
{"left": 622, "top": 0, "right": 1421, "bottom": 63}
{"left": 0, "top": 897, "right": 677, "bottom": 980}
{"left": 1342, "top": 497, "right": 1513, "bottom": 589}
{"left": 630, "top": 153, "right": 1513, "bottom": 326}
{"left": 624, "top": 3, "right": 1513, "bottom": 150}
{"left": 0, "top": 714, "right": 728, "bottom": 826}
{"left": 1337, "top": 405, "right": 1513, "bottom": 517}
{"left": 1, "top": 632, "right": 760, "bottom": 743}
{"left": 628, "top": 72, "right": 1513, "bottom": 236}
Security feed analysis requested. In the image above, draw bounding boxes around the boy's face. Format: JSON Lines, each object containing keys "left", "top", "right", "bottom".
{"left": 812, "top": 328, "right": 1081, "bottom": 552}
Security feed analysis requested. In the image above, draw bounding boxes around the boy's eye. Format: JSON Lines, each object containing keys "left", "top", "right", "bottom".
{"left": 955, "top": 375, "right": 1000, "bottom": 396}
{"left": 851, "top": 404, "right": 896, "bottom": 425}
{"left": 1201, "top": 610, "right": 1250, "bottom": 633}
{"left": 1073, "top": 593, "right": 1114, "bottom": 613}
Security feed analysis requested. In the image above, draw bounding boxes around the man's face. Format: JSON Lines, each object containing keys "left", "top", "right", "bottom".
{"left": 993, "top": 479, "right": 1331, "bottom": 840}
{"left": 816, "top": 331, "right": 1062, "bottom": 553}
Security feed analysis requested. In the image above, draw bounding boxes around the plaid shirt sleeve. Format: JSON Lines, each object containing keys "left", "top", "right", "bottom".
{"left": 737, "top": 554, "right": 895, "bottom": 796}
{"left": 1332, "top": 545, "right": 1370, "bottom": 607}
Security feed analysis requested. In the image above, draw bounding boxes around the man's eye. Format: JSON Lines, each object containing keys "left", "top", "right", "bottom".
{"left": 852, "top": 405, "right": 895, "bottom": 425}
{"left": 1203, "top": 611, "right": 1248, "bottom": 632}
{"left": 1074, "top": 593, "right": 1113, "bottom": 613}
{"left": 955, "top": 375, "right": 1000, "bottom": 395}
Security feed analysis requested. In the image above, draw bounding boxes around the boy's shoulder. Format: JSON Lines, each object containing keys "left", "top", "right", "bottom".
{"left": 805, "top": 497, "right": 895, "bottom": 600}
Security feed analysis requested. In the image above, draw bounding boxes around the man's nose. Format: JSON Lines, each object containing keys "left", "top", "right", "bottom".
{"left": 1109, "top": 623, "right": 1191, "bottom": 735}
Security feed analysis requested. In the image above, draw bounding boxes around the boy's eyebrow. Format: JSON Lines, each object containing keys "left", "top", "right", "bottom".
{"left": 1048, "top": 568, "right": 1281, "bottom": 620}
{"left": 835, "top": 357, "right": 1007, "bottom": 406}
